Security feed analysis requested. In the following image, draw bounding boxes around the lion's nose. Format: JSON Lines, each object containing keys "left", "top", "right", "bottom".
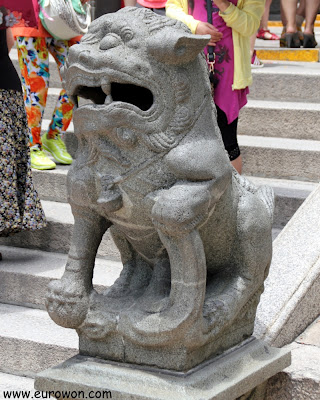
{"left": 67, "top": 44, "right": 82, "bottom": 65}
{"left": 78, "top": 50, "right": 91, "bottom": 64}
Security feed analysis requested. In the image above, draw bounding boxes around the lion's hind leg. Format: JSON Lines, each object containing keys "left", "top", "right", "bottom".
{"left": 203, "top": 190, "right": 273, "bottom": 336}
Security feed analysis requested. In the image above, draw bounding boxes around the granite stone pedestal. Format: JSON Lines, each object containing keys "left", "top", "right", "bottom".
{"left": 35, "top": 338, "right": 290, "bottom": 400}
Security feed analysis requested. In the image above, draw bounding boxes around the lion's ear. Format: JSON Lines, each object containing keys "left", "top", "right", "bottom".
{"left": 147, "top": 30, "right": 210, "bottom": 65}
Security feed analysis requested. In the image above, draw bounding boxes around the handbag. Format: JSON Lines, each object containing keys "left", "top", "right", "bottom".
{"left": 39, "top": 0, "right": 91, "bottom": 40}
{"left": 206, "top": 0, "right": 216, "bottom": 94}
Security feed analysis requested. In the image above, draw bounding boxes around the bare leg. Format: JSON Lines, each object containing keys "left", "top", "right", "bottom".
{"left": 281, "top": 0, "right": 301, "bottom": 47}
{"left": 281, "top": 0, "right": 298, "bottom": 33}
{"left": 260, "top": 0, "right": 272, "bottom": 31}
{"left": 280, "top": 1, "right": 287, "bottom": 27}
{"left": 231, "top": 154, "right": 242, "bottom": 175}
{"left": 296, "top": 0, "right": 305, "bottom": 20}
{"left": 304, "top": 0, "right": 320, "bottom": 34}
{"left": 257, "top": 0, "right": 280, "bottom": 40}
{"left": 124, "top": 0, "right": 136, "bottom": 5}
{"left": 250, "top": 33, "right": 256, "bottom": 57}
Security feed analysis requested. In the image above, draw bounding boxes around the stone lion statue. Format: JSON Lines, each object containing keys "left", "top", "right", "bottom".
{"left": 46, "top": 7, "right": 274, "bottom": 371}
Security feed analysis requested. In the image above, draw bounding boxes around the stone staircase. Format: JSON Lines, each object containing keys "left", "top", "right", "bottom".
{"left": 1, "top": 38, "right": 320, "bottom": 396}
{"left": 255, "top": 19, "right": 320, "bottom": 63}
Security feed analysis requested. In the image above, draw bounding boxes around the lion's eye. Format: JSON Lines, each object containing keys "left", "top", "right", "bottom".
{"left": 99, "top": 33, "right": 122, "bottom": 50}
{"left": 120, "top": 27, "right": 134, "bottom": 42}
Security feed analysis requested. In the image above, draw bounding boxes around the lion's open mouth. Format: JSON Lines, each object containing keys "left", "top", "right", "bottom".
{"left": 71, "top": 82, "right": 154, "bottom": 112}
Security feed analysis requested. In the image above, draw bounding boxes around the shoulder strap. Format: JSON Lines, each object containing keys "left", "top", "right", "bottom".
{"left": 206, "top": 0, "right": 214, "bottom": 64}
{"left": 206, "top": 0, "right": 215, "bottom": 92}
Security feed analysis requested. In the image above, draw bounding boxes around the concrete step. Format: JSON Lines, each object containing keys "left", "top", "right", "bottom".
{"left": 0, "top": 246, "right": 121, "bottom": 310}
{"left": 239, "top": 99, "right": 320, "bottom": 140}
{"left": 32, "top": 165, "right": 68, "bottom": 203}
{"left": 0, "top": 373, "right": 35, "bottom": 398}
{"left": 12, "top": 48, "right": 320, "bottom": 107}
{"left": 0, "top": 201, "right": 120, "bottom": 259}
{"left": 0, "top": 176, "right": 316, "bottom": 256}
{"left": 239, "top": 135, "right": 320, "bottom": 182}
{"left": 246, "top": 177, "right": 317, "bottom": 230}
{"left": 250, "top": 61, "right": 320, "bottom": 103}
{"left": 31, "top": 165, "right": 317, "bottom": 227}
{"left": 0, "top": 303, "right": 78, "bottom": 377}
{"left": 257, "top": 48, "right": 319, "bottom": 63}
{"left": 37, "top": 124, "right": 320, "bottom": 182}
{"left": 255, "top": 26, "right": 320, "bottom": 63}
{"left": 265, "top": 316, "right": 320, "bottom": 399}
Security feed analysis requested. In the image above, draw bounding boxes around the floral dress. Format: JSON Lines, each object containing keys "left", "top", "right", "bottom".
{"left": 0, "top": 29, "right": 46, "bottom": 236}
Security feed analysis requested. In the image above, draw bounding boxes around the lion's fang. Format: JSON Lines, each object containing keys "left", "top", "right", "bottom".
{"left": 104, "top": 95, "right": 113, "bottom": 105}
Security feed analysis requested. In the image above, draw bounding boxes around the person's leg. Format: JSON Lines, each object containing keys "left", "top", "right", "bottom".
{"left": 257, "top": 0, "right": 280, "bottom": 40}
{"left": 250, "top": 33, "right": 264, "bottom": 68}
{"left": 42, "top": 37, "right": 74, "bottom": 164}
{"left": 16, "top": 36, "right": 49, "bottom": 147}
{"left": 302, "top": 0, "right": 320, "bottom": 47}
{"left": 281, "top": 0, "right": 300, "bottom": 47}
{"left": 260, "top": 0, "right": 272, "bottom": 30}
{"left": 16, "top": 36, "right": 56, "bottom": 170}
{"left": 304, "top": 0, "right": 320, "bottom": 35}
{"left": 216, "top": 106, "right": 242, "bottom": 174}
{"left": 231, "top": 155, "right": 242, "bottom": 175}
{"left": 47, "top": 38, "right": 75, "bottom": 137}
{"left": 296, "top": 0, "right": 305, "bottom": 24}
{"left": 281, "top": 0, "right": 298, "bottom": 33}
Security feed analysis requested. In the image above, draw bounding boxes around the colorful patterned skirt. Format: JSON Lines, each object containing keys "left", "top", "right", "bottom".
{"left": 0, "top": 89, "right": 46, "bottom": 236}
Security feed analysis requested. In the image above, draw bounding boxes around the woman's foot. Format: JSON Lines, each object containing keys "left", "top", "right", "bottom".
{"left": 30, "top": 145, "right": 56, "bottom": 170}
{"left": 284, "top": 32, "right": 301, "bottom": 48}
{"left": 303, "top": 33, "right": 318, "bottom": 48}
{"left": 251, "top": 50, "right": 264, "bottom": 68}
{"left": 257, "top": 28, "right": 280, "bottom": 40}
{"left": 42, "top": 132, "right": 73, "bottom": 165}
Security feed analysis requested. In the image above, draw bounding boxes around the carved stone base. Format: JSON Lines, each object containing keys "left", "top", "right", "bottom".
{"left": 35, "top": 338, "right": 290, "bottom": 400}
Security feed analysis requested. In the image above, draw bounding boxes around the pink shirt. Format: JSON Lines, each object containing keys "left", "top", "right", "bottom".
{"left": 191, "top": 0, "right": 248, "bottom": 124}
{"left": 137, "top": 0, "right": 167, "bottom": 8}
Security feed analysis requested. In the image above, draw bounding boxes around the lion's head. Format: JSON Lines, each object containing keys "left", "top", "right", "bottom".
{"left": 63, "top": 7, "right": 211, "bottom": 152}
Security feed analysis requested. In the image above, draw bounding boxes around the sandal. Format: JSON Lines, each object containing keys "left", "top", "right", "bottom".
{"left": 251, "top": 50, "right": 264, "bottom": 68}
{"left": 303, "top": 33, "right": 318, "bottom": 48}
{"left": 257, "top": 28, "right": 280, "bottom": 41}
{"left": 284, "top": 32, "right": 301, "bottom": 48}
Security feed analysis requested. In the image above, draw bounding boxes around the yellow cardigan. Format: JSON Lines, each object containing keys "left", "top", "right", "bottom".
{"left": 166, "top": 0, "right": 265, "bottom": 90}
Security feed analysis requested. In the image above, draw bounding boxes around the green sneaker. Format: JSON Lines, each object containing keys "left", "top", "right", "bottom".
{"left": 42, "top": 132, "right": 73, "bottom": 165}
{"left": 30, "top": 145, "right": 56, "bottom": 170}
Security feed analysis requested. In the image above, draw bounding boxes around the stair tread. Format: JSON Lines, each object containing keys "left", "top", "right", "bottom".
{"left": 246, "top": 99, "right": 320, "bottom": 110}
{"left": 239, "top": 134, "right": 320, "bottom": 151}
{"left": 0, "top": 303, "right": 77, "bottom": 348}
{"left": 245, "top": 176, "right": 318, "bottom": 197}
{"left": 251, "top": 60, "right": 320, "bottom": 75}
{"left": 0, "top": 245, "right": 122, "bottom": 288}
{"left": 0, "top": 372, "right": 34, "bottom": 392}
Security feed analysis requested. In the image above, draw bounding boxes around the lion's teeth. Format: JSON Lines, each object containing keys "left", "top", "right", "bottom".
{"left": 105, "top": 95, "right": 113, "bottom": 105}
{"left": 101, "top": 83, "right": 111, "bottom": 95}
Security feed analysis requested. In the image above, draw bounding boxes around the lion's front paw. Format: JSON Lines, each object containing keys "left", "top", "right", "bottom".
{"left": 46, "top": 278, "right": 90, "bottom": 329}
{"left": 152, "top": 184, "right": 210, "bottom": 235}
